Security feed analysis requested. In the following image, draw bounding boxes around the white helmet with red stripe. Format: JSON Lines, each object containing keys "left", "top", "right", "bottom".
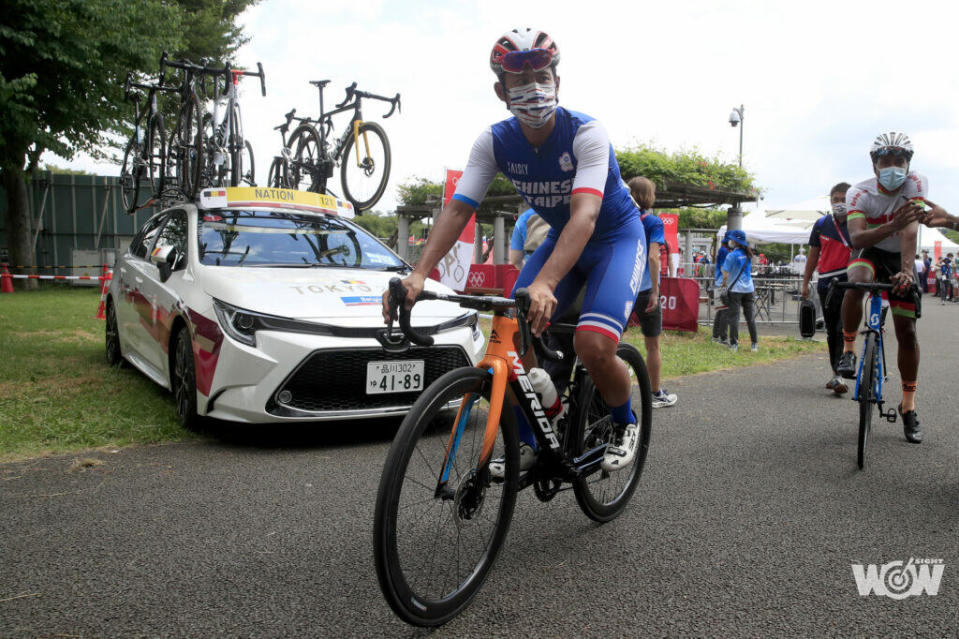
{"left": 489, "top": 28, "right": 560, "bottom": 76}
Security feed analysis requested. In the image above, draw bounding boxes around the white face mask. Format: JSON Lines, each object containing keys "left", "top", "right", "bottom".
{"left": 832, "top": 202, "right": 848, "bottom": 217}
{"left": 506, "top": 81, "right": 557, "bottom": 129}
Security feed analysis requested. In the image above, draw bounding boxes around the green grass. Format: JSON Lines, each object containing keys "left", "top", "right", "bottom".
{"left": 477, "top": 316, "right": 823, "bottom": 379}
{"left": 1, "top": 291, "right": 821, "bottom": 462}
{"left": 0, "top": 287, "right": 193, "bottom": 462}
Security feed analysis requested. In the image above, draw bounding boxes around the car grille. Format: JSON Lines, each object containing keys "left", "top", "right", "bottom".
{"left": 266, "top": 346, "right": 472, "bottom": 416}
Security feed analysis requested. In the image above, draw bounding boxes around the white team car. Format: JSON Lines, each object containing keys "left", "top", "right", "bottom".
{"left": 105, "top": 187, "right": 483, "bottom": 428}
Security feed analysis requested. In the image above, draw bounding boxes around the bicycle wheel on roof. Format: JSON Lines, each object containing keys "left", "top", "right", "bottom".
{"left": 340, "top": 121, "right": 391, "bottom": 211}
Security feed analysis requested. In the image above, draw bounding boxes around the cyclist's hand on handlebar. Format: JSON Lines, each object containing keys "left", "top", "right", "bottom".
{"left": 525, "top": 279, "right": 557, "bottom": 337}
{"left": 891, "top": 270, "right": 914, "bottom": 295}
{"left": 382, "top": 271, "right": 425, "bottom": 324}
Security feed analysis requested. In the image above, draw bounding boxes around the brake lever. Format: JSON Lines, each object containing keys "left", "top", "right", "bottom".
{"left": 336, "top": 82, "right": 357, "bottom": 108}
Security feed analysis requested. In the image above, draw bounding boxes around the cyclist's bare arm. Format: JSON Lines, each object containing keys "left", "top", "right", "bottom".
{"left": 892, "top": 220, "right": 919, "bottom": 293}
{"left": 525, "top": 192, "right": 601, "bottom": 335}
{"left": 380, "top": 198, "right": 474, "bottom": 322}
{"left": 847, "top": 201, "right": 923, "bottom": 249}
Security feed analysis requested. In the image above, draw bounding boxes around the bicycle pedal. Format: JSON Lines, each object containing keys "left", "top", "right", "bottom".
{"left": 885, "top": 410, "right": 897, "bottom": 423}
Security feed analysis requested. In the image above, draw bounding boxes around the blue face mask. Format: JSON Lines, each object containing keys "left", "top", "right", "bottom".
{"left": 878, "top": 166, "right": 907, "bottom": 190}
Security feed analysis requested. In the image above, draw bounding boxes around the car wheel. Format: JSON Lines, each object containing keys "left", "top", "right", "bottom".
{"left": 105, "top": 300, "right": 125, "bottom": 367}
{"left": 172, "top": 327, "right": 203, "bottom": 432}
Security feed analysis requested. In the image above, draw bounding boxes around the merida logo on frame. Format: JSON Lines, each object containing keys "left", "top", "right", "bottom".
{"left": 851, "top": 558, "right": 944, "bottom": 598}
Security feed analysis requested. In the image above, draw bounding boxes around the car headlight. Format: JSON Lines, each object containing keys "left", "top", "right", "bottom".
{"left": 212, "top": 299, "right": 262, "bottom": 346}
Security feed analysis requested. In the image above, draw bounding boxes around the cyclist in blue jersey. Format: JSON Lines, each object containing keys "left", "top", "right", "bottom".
{"left": 382, "top": 28, "right": 646, "bottom": 473}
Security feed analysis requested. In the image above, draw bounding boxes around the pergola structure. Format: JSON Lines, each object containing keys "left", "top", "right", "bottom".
{"left": 393, "top": 179, "right": 757, "bottom": 265}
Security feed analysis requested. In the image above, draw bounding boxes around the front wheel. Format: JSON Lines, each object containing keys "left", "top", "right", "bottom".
{"left": 172, "top": 327, "right": 203, "bottom": 432}
{"left": 147, "top": 114, "right": 167, "bottom": 199}
{"left": 340, "top": 121, "right": 391, "bottom": 211}
{"left": 571, "top": 342, "right": 652, "bottom": 522}
{"left": 373, "top": 367, "right": 519, "bottom": 627}
{"left": 857, "top": 333, "right": 876, "bottom": 470}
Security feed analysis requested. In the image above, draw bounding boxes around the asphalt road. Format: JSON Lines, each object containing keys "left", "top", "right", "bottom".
{"left": 3, "top": 300, "right": 958, "bottom": 638}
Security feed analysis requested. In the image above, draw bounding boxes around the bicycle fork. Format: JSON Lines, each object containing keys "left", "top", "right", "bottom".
{"left": 352, "top": 119, "right": 372, "bottom": 168}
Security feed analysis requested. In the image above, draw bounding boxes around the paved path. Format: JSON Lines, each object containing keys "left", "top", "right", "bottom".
{"left": 3, "top": 299, "right": 958, "bottom": 637}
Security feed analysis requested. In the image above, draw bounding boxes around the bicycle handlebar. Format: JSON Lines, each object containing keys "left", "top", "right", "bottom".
{"left": 336, "top": 82, "right": 358, "bottom": 108}
{"left": 378, "top": 278, "right": 563, "bottom": 361}
{"left": 831, "top": 281, "right": 895, "bottom": 292}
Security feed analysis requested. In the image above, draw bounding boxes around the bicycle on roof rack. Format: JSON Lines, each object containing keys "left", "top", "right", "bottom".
{"left": 199, "top": 62, "right": 266, "bottom": 189}
{"left": 119, "top": 60, "right": 179, "bottom": 214}
{"left": 373, "top": 278, "right": 652, "bottom": 626}
{"left": 270, "top": 80, "right": 400, "bottom": 211}
{"left": 161, "top": 54, "right": 235, "bottom": 200}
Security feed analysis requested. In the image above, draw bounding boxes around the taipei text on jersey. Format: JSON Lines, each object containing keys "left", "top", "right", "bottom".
{"left": 846, "top": 173, "right": 927, "bottom": 253}
{"left": 452, "top": 107, "right": 640, "bottom": 242}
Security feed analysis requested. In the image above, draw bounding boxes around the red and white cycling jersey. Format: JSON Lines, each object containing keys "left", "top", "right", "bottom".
{"left": 845, "top": 172, "right": 927, "bottom": 253}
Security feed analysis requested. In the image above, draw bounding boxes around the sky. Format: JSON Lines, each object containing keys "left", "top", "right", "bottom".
{"left": 50, "top": 0, "right": 959, "bottom": 214}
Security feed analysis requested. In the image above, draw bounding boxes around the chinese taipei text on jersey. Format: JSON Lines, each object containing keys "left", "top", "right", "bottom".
{"left": 453, "top": 107, "right": 647, "bottom": 340}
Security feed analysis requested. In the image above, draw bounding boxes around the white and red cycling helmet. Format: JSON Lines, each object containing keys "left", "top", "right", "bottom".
{"left": 490, "top": 28, "right": 560, "bottom": 76}
{"left": 870, "top": 131, "right": 914, "bottom": 162}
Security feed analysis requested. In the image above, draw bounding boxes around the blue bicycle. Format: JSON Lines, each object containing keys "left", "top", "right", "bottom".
{"left": 832, "top": 280, "right": 897, "bottom": 469}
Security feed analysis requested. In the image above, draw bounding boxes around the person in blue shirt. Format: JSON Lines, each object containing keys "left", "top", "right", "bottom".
{"left": 508, "top": 208, "right": 549, "bottom": 268}
{"left": 712, "top": 231, "right": 733, "bottom": 344}
{"left": 628, "top": 177, "right": 677, "bottom": 408}
{"left": 720, "top": 229, "right": 758, "bottom": 352}
{"left": 382, "top": 28, "right": 646, "bottom": 473}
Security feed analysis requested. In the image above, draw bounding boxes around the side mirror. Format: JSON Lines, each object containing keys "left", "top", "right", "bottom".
{"left": 150, "top": 245, "right": 178, "bottom": 282}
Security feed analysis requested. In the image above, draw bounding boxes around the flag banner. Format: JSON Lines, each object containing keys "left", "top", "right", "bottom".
{"left": 435, "top": 169, "right": 474, "bottom": 291}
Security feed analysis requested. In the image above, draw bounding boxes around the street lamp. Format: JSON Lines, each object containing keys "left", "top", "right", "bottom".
{"left": 728, "top": 104, "right": 744, "bottom": 167}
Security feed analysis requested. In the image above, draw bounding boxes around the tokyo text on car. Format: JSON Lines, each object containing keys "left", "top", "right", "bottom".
{"left": 105, "top": 187, "right": 484, "bottom": 427}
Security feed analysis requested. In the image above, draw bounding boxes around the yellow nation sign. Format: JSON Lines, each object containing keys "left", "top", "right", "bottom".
{"left": 198, "top": 187, "right": 355, "bottom": 217}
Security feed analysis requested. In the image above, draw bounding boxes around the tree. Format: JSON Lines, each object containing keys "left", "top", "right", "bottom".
{"left": 0, "top": 0, "right": 256, "bottom": 284}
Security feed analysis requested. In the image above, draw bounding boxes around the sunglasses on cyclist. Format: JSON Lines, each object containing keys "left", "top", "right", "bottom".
{"left": 501, "top": 48, "right": 554, "bottom": 73}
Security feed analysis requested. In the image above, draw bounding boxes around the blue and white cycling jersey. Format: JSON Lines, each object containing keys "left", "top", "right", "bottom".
{"left": 453, "top": 107, "right": 640, "bottom": 243}
{"left": 451, "top": 108, "right": 647, "bottom": 341}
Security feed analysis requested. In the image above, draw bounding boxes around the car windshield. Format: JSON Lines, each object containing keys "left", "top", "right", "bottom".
{"left": 197, "top": 209, "right": 406, "bottom": 269}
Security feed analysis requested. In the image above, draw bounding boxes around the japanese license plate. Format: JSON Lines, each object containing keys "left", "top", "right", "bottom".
{"left": 366, "top": 360, "right": 425, "bottom": 395}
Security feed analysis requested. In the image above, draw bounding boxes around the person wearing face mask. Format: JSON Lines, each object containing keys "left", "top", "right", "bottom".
{"left": 720, "top": 230, "right": 758, "bottom": 352}
{"left": 801, "top": 182, "right": 853, "bottom": 393}
{"left": 383, "top": 28, "right": 647, "bottom": 474}
{"left": 835, "top": 132, "right": 925, "bottom": 443}
{"left": 711, "top": 230, "right": 733, "bottom": 344}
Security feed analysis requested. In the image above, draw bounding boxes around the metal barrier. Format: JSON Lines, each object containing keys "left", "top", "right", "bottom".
{"left": 692, "top": 274, "right": 805, "bottom": 325}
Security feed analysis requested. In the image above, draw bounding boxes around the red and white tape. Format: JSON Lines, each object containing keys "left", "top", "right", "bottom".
{"left": 0, "top": 273, "right": 112, "bottom": 281}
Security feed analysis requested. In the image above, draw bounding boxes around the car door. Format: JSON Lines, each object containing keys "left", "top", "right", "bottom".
{"left": 136, "top": 209, "right": 190, "bottom": 375}
{"left": 118, "top": 213, "right": 166, "bottom": 358}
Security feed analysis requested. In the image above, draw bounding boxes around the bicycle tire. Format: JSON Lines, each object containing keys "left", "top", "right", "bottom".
{"left": 267, "top": 156, "right": 288, "bottom": 189}
{"left": 571, "top": 342, "right": 652, "bottom": 522}
{"left": 374, "top": 367, "right": 519, "bottom": 627}
{"left": 229, "top": 108, "right": 243, "bottom": 187}
{"left": 120, "top": 135, "right": 142, "bottom": 214}
{"left": 289, "top": 124, "right": 324, "bottom": 192}
{"left": 175, "top": 94, "right": 204, "bottom": 199}
{"left": 340, "top": 121, "right": 391, "bottom": 211}
{"left": 857, "top": 332, "right": 876, "bottom": 470}
{"left": 147, "top": 113, "right": 166, "bottom": 199}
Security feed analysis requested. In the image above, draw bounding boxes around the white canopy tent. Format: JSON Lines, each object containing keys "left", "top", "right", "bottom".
{"left": 717, "top": 209, "right": 816, "bottom": 245}
{"left": 765, "top": 196, "right": 830, "bottom": 222}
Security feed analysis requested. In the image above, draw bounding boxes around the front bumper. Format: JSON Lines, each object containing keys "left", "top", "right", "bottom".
{"left": 200, "top": 324, "right": 482, "bottom": 423}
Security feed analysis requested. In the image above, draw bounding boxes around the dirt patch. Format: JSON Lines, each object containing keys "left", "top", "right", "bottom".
{"left": 69, "top": 457, "right": 105, "bottom": 472}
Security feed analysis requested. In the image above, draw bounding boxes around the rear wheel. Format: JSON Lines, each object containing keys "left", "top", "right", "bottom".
{"left": 105, "top": 300, "right": 124, "bottom": 367}
{"left": 267, "top": 156, "right": 288, "bottom": 188}
{"left": 571, "top": 342, "right": 652, "bottom": 522}
{"left": 175, "top": 94, "right": 204, "bottom": 199}
{"left": 120, "top": 135, "right": 143, "bottom": 213}
{"left": 289, "top": 124, "right": 324, "bottom": 192}
{"left": 147, "top": 114, "right": 166, "bottom": 199}
{"left": 374, "top": 367, "right": 519, "bottom": 627}
{"left": 857, "top": 333, "right": 876, "bottom": 470}
{"left": 340, "top": 121, "right": 391, "bottom": 211}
